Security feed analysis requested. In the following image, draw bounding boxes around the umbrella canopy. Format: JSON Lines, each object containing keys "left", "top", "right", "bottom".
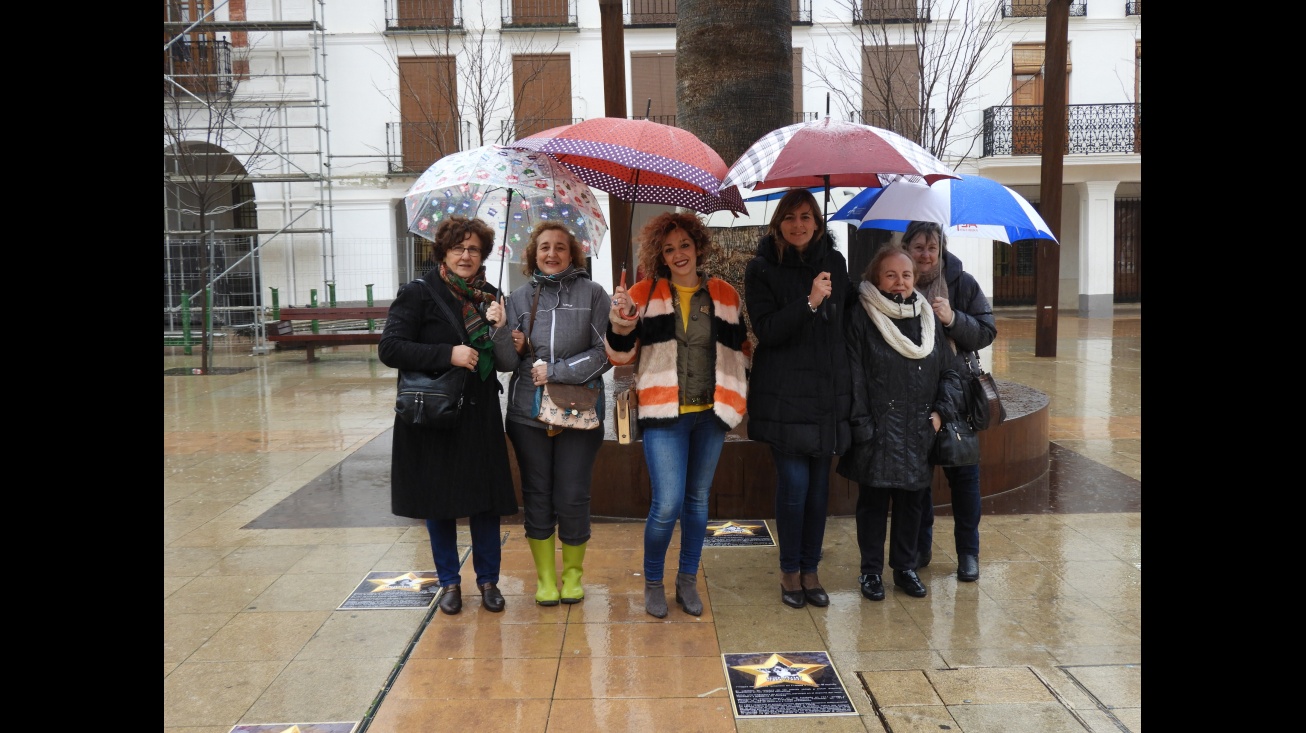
{"left": 829, "top": 174, "right": 1057, "bottom": 244}
{"left": 509, "top": 118, "right": 746, "bottom": 215}
{"left": 722, "top": 118, "right": 958, "bottom": 195}
{"left": 403, "top": 145, "right": 609, "bottom": 264}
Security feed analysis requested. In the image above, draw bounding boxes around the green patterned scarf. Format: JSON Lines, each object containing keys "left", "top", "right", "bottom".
{"left": 440, "top": 264, "right": 496, "bottom": 381}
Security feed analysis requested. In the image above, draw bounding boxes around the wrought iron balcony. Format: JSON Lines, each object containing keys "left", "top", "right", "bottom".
{"left": 1126, "top": 1, "right": 1141, "bottom": 14}
{"left": 627, "top": 112, "right": 819, "bottom": 127}
{"left": 387, "top": 120, "right": 472, "bottom": 174}
{"left": 981, "top": 103, "right": 1141, "bottom": 157}
{"left": 498, "top": 117, "right": 583, "bottom": 145}
{"left": 851, "top": 108, "right": 935, "bottom": 144}
{"left": 502, "top": 0, "right": 577, "bottom": 28}
{"left": 853, "top": 0, "right": 930, "bottom": 24}
{"left": 1003, "top": 0, "right": 1086, "bottom": 17}
{"left": 164, "top": 39, "right": 234, "bottom": 98}
{"left": 386, "top": 0, "right": 462, "bottom": 30}
{"left": 624, "top": 0, "right": 811, "bottom": 26}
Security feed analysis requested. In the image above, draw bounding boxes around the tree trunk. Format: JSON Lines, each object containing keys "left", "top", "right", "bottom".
{"left": 676, "top": 0, "right": 792, "bottom": 168}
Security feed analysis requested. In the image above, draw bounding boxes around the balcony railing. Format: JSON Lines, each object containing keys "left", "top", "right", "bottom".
{"left": 854, "top": 0, "right": 930, "bottom": 24}
{"left": 981, "top": 103, "right": 1141, "bottom": 157}
{"left": 386, "top": 0, "right": 462, "bottom": 30}
{"left": 624, "top": 0, "right": 811, "bottom": 26}
{"left": 851, "top": 108, "right": 935, "bottom": 144}
{"left": 387, "top": 120, "right": 472, "bottom": 174}
{"left": 502, "top": 0, "right": 577, "bottom": 28}
{"left": 498, "top": 117, "right": 583, "bottom": 145}
{"left": 626, "top": 0, "right": 676, "bottom": 26}
{"left": 627, "top": 112, "right": 819, "bottom": 127}
{"left": 1003, "top": 0, "right": 1086, "bottom": 17}
{"left": 163, "top": 39, "right": 234, "bottom": 97}
{"left": 1126, "top": 1, "right": 1141, "bottom": 14}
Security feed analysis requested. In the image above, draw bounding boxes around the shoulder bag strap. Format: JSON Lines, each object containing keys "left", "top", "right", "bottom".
{"left": 524, "top": 282, "right": 542, "bottom": 358}
{"left": 413, "top": 278, "right": 468, "bottom": 345}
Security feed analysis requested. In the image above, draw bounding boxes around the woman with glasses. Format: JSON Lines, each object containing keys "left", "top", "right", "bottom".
{"left": 607, "top": 212, "right": 751, "bottom": 619}
{"left": 492, "top": 222, "right": 612, "bottom": 607}
{"left": 379, "top": 215, "right": 518, "bottom": 616}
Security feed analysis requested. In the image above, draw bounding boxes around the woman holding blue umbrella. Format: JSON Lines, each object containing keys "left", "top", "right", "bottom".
{"left": 904, "top": 221, "right": 996, "bottom": 583}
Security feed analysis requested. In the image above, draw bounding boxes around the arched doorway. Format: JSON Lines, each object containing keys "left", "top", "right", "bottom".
{"left": 163, "top": 141, "right": 258, "bottom": 330}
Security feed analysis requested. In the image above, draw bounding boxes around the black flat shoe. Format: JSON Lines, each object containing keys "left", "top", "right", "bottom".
{"left": 957, "top": 554, "right": 980, "bottom": 582}
{"left": 438, "top": 584, "right": 462, "bottom": 614}
{"left": 478, "top": 582, "right": 505, "bottom": 612}
{"left": 781, "top": 586, "right": 806, "bottom": 609}
{"left": 800, "top": 572, "right": 829, "bottom": 607}
{"left": 858, "top": 574, "right": 885, "bottom": 601}
{"left": 892, "top": 569, "right": 927, "bottom": 598}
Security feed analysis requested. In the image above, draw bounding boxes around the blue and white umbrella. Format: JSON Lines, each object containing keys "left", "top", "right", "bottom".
{"left": 829, "top": 174, "right": 1057, "bottom": 244}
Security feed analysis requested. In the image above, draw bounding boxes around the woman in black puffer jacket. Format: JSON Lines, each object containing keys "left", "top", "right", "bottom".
{"left": 837, "top": 244, "right": 963, "bottom": 603}
{"left": 744, "top": 188, "right": 852, "bottom": 610}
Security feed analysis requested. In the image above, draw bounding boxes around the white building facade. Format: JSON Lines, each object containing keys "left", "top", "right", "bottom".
{"left": 163, "top": 0, "right": 1140, "bottom": 335}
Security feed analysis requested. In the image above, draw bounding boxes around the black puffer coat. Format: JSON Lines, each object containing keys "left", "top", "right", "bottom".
{"left": 378, "top": 272, "right": 519, "bottom": 521}
{"left": 836, "top": 293, "right": 964, "bottom": 490}
{"left": 744, "top": 233, "right": 852, "bottom": 457}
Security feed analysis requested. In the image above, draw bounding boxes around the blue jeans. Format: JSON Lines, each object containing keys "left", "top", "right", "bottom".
{"left": 771, "top": 449, "right": 831, "bottom": 574}
{"left": 427, "top": 511, "right": 502, "bottom": 587}
{"left": 918, "top": 464, "right": 982, "bottom": 557}
{"left": 641, "top": 411, "right": 727, "bottom": 582}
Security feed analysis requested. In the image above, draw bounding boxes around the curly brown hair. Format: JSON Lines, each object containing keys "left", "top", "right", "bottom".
{"left": 520, "top": 222, "right": 587, "bottom": 276}
{"left": 636, "top": 211, "right": 715, "bottom": 280}
{"left": 431, "top": 215, "right": 496, "bottom": 262}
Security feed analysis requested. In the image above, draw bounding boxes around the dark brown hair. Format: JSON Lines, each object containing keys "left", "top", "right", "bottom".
{"left": 767, "top": 188, "right": 826, "bottom": 261}
{"left": 521, "top": 222, "right": 586, "bottom": 276}
{"left": 636, "top": 211, "right": 714, "bottom": 280}
{"left": 431, "top": 215, "right": 496, "bottom": 262}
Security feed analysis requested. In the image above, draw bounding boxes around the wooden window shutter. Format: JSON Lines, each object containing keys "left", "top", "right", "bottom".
{"left": 513, "top": 54, "right": 573, "bottom": 139}
{"left": 630, "top": 52, "right": 676, "bottom": 122}
{"left": 793, "top": 48, "right": 804, "bottom": 116}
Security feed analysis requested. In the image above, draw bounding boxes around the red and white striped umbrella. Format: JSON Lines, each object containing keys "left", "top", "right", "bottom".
{"left": 722, "top": 118, "right": 958, "bottom": 194}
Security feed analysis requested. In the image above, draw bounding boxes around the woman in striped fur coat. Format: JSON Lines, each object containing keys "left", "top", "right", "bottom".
{"left": 607, "top": 212, "right": 751, "bottom": 619}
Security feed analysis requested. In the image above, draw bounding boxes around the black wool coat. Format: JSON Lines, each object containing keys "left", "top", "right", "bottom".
{"left": 743, "top": 233, "right": 853, "bottom": 457}
{"left": 836, "top": 298, "right": 964, "bottom": 491}
{"left": 378, "top": 272, "right": 519, "bottom": 521}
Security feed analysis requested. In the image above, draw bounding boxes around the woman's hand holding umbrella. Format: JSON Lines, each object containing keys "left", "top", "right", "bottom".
{"left": 609, "top": 285, "right": 637, "bottom": 336}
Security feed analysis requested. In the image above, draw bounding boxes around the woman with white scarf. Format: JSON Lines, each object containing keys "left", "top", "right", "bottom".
{"left": 836, "top": 245, "right": 964, "bottom": 601}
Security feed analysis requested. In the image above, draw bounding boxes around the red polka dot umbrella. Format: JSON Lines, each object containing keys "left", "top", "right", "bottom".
{"left": 509, "top": 118, "right": 747, "bottom": 216}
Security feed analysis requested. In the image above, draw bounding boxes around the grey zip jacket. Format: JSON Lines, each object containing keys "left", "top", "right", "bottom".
{"left": 491, "top": 265, "right": 613, "bottom": 429}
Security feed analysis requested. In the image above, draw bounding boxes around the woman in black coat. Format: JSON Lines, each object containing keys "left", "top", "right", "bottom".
{"left": 379, "top": 215, "right": 519, "bottom": 616}
{"left": 837, "top": 245, "right": 963, "bottom": 602}
{"left": 744, "top": 188, "right": 852, "bottom": 610}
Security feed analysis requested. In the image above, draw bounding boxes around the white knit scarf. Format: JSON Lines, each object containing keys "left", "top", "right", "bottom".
{"left": 858, "top": 280, "right": 935, "bottom": 360}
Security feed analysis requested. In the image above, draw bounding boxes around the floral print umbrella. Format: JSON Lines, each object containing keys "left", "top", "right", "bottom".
{"left": 404, "top": 145, "right": 609, "bottom": 263}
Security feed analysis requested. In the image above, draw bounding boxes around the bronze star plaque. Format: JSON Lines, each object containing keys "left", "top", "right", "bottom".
{"left": 722, "top": 651, "right": 858, "bottom": 718}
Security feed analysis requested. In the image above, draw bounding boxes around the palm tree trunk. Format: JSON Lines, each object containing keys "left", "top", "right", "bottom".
{"left": 676, "top": 0, "right": 793, "bottom": 168}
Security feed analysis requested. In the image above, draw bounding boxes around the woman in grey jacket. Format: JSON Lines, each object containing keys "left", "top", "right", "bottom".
{"left": 492, "top": 222, "right": 612, "bottom": 606}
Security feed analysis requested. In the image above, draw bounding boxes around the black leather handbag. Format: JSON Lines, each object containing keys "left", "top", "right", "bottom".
{"left": 931, "top": 418, "right": 981, "bottom": 467}
{"left": 394, "top": 279, "right": 469, "bottom": 429}
{"left": 966, "top": 352, "right": 1007, "bottom": 431}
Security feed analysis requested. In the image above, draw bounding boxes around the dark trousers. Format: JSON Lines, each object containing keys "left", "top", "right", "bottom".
{"left": 918, "top": 464, "right": 982, "bottom": 557}
{"left": 507, "top": 420, "right": 603, "bottom": 545}
{"left": 771, "top": 448, "right": 832, "bottom": 575}
{"left": 856, "top": 484, "right": 926, "bottom": 575}
{"left": 427, "top": 511, "right": 501, "bottom": 587}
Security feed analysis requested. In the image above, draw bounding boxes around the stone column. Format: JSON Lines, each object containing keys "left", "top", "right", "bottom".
{"left": 1076, "top": 180, "right": 1119, "bottom": 318}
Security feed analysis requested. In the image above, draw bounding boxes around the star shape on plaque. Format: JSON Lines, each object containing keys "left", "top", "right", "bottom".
{"left": 276, "top": 727, "right": 302, "bottom": 733}
{"left": 730, "top": 654, "right": 827, "bottom": 688}
{"left": 706, "top": 520, "right": 765, "bottom": 536}
{"left": 368, "top": 572, "right": 439, "bottom": 592}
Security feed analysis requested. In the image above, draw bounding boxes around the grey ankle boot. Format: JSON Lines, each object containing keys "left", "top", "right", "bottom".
{"left": 645, "top": 580, "right": 668, "bottom": 618}
{"left": 675, "top": 572, "right": 703, "bottom": 616}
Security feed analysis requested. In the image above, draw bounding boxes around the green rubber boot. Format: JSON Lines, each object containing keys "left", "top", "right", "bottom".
{"left": 528, "top": 536, "right": 561, "bottom": 606}
{"left": 560, "top": 541, "right": 588, "bottom": 604}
